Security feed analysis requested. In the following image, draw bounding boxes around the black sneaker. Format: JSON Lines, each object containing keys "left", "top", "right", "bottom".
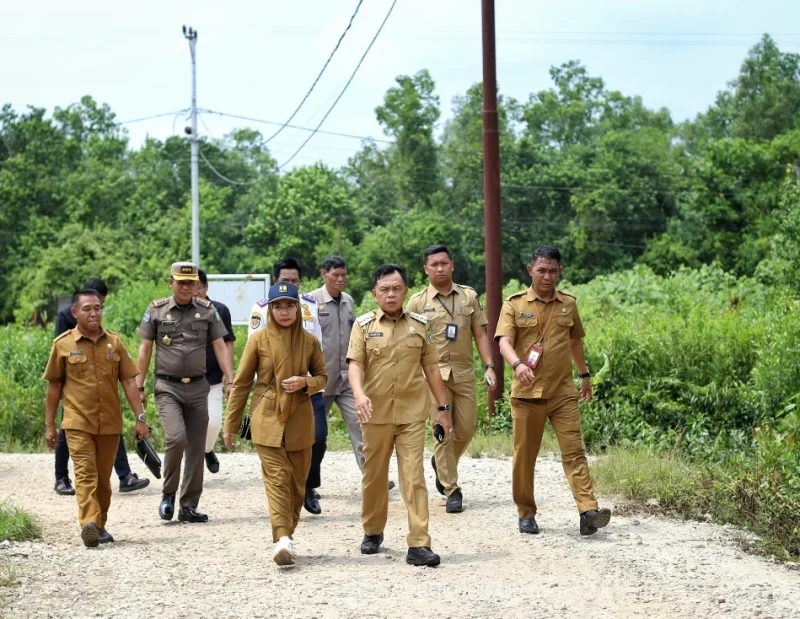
{"left": 445, "top": 489, "right": 463, "bottom": 513}
{"left": 580, "top": 508, "right": 611, "bottom": 536}
{"left": 360, "top": 533, "right": 383, "bottom": 555}
{"left": 119, "top": 473, "right": 150, "bottom": 493}
{"left": 406, "top": 547, "right": 440, "bottom": 567}
{"left": 430, "top": 456, "right": 445, "bottom": 496}
{"left": 205, "top": 451, "right": 220, "bottom": 474}
{"left": 54, "top": 477, "right": 76, "bottom": 496}
{"left": 519, "top": 517, "right": 540, "bottom": 534}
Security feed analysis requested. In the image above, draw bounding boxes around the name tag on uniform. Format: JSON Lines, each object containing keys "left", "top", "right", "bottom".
{"left": 366, "top": 332, "right": 384, "bottom": 338}
{"left": 445, "top": 324, "right": 458, "bottom": 341}
{"left": 423, "top": 307, "right": 436, "bottom": 312}
{"left": 520, "top": 312, "right": 535, "bottom": 318}
{"left": 69, "top": 350, "right": 84, "bottom": 356}
{"left": 319, "top": 311, "right": 330, "bottom": 316}
{"left": 162, "top": 320, "right": 176, "bottom": 325}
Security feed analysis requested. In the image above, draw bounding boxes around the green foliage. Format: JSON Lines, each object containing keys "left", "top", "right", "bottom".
{"left": 0, "top": 502, "right": 42, "bottom": 541}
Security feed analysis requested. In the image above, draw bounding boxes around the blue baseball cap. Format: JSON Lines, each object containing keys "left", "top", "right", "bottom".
{"left": 268, "top": 281, "right": 299, "bottom": 303}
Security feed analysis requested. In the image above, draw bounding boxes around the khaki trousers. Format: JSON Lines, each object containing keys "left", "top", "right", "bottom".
{"left": 511, "top": 394, "right": 598, "bottom": 518}
{"left": 255, "top": 444, "right": 312, "bottom": 543}
{"left": 154, "top": 378, "right": 209, "bottom": 508}
{"left": 430, "top": 376, "right": 477, "bottom": 496}
{"left": 65, "top": 430, "right": 119, "bottom": 529}
{"left": 362, "top": 421, "right": 430, "bottom": 548}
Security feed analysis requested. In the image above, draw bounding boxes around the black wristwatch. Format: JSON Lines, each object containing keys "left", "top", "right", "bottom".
{"left": 579, "top": 372, "right": 591, "bottom": 379}
{"left": 437, "top": 404, "right": 451, "bottom": 412}
{"left": 484, "top": 362, "right": 495, "bottom": 370}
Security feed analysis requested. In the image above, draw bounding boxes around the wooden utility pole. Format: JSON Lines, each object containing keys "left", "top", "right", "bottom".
{"left": 481, "top": 0, "right": 503, "bottom": 416}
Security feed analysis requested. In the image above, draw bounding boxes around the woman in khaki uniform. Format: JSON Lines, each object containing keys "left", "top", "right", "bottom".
{"left": 224, "top": 282, "right": 327, "bottom": 567}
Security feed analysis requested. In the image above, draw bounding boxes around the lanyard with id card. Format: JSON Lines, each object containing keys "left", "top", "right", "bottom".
{"left": 436, "top": 295, "right": 458, "bottom": 341}
{"left": 523, "top": 302, "right": 556, "bottom": 370}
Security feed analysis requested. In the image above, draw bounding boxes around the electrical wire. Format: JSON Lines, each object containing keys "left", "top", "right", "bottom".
{"left": 276, "top": 0, "right": 398, "bottom": 170}
{"left": 264, "top": 0, "right": 365, "bottom": 145}
{"left": 119, "top": 110, "right": 190, "bottom": 125}
{"left": 200, "top": 109, "right": 394, "bottom": 144}
{"left": 198, "top": 148, "right": 259, "bottom": 186}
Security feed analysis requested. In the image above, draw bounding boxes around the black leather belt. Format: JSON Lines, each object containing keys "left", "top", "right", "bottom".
{"left": 156, "top": 374, "right": 205, "bottom": 384}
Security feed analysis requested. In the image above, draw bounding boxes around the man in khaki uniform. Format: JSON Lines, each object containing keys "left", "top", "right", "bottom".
{"left": 136, "top": 262, "right": 233, "bottom": 523}
{"left": 310, "top": 255, "right": 363, "bottom": 469}
{"left": 43, "top": 289, "right": 150, "bottom": 547}
{"left": 406, "top": 244, "right": 497, "bottom": 513}
{"left": 347, "top": 263, "right": 451, "bottom": 568}
{"left": 496, "top": 245, "right": 611, "bottom": 536}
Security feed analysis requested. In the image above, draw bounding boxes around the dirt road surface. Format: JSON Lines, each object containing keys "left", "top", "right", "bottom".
{"left": 1, "top": 452, "right": 799, "bottom": 618}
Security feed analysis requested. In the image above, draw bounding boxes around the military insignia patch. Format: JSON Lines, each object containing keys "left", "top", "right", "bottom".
{"left": 301, "top": 303, "right": 314, "bottom": 322}
{"left": 426, "top": 330, "right": 434, "bottom": 344}
{"left": 250, "top": 313, "right": 261, "bottom": 330}
{"left": 142, "top": 310, "right": 152, "bottom": 323}
{"left": 215, "top": 311, "right": 221, "bottom": 321}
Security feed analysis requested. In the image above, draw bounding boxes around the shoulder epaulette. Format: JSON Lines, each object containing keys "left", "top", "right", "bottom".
{"left": 300, "top": 294, "right": 317, "bottom": 304}
{"left": 54, "top": 331, "right": 71, "bottom": 342}
{"left": 151, "top": 297, "right": 170, "bottom": 308}
{"left": 356, "top": 311, "right": 375, "bottom": 327}
{"left": 105, "top": 329, "right": 120, "bottom": 338}
{"left": 505, "top": 291, "right": 527, "bottom": 302}
{"left": 407, "top": 311, "right": 429, "bottom": 325}
{"left": 195, "top": 297, "right": 212, "bottom": 308}
{"left": 559, "top": 290, "right": 577, "bottom": 299}
{"left": 456, "top": 283, "right": 476, "bottom": 292}
{"left": 408, "top": 289, "right": 425, "bottom": 300}
{"left": 255, "top": 298, "right": 269, "bottom": 308}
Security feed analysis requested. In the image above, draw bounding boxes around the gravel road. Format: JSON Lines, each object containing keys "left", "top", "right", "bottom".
{"left": 1, "top": 452, "right": 799, "bottom": 619}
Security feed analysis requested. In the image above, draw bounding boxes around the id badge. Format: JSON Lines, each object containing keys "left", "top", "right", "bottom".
{"left": 445, "top": 323, "right": 458, "bottom": 341}
{"left": 525, "top": 343, "right": 543, "bottom": 370}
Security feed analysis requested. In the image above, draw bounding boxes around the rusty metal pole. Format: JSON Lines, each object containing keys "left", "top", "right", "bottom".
{"left": 481, "top": 0, "right": 503, "bottom": 416}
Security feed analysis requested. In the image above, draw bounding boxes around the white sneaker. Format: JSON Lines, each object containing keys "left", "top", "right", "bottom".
{"left": 273, "top": 536, "right": 296, "bottom": 566}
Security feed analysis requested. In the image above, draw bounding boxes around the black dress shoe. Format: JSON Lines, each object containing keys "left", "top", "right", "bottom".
{"left": 205, "top": 451, "right": 220, "bottom": 474}
{"left": 406, "top": 547, "right": 441, "bottom": 567}
{"left": 159, "top": 494, "right": 175, "bottom": 521}
{"left": 430, "top": 456, "right": 445, "bottom": 496}
{"left": 178, "top": 506, "right": 209, "bottom": 523}
{"left": 519, "top": 517, "right": 540, "bottom": 534}
{"left": 580, "top": 508, "right": 611, "bottom": 536}
{"left": 119, "top": 472, "right": 150, "bottom": 493}
{"left": 54, "top": 477, "right": 76, "bottom": 496}
{"left": 445, "top": 489, "right": 463, "bottom": 513}
{"left": 98, "top": 529, "right": 115, "bottom": 544}
{"left": 360, "top": 533, "right": 383, "bottom": 554}
{"left": 303, "top": 488, "right": 321, "bottom": 515}
{"left": 81, "top": 522, "right": 100, "bottom": 548}
{"left": 311, "top": 488, "right": 320, "bottom": 500}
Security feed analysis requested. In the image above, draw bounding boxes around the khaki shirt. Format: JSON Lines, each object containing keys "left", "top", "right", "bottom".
{"left": 310, "top": 286, "right": 355, "bottom": 396}
{"left": 346, "top": 309, "right": 438, "bottom": 425}
{"left": 495, "top": 287, "right": 586, "bottom": 399}
{"left": 138, "top": 295, "right": 227, "bottom": 377}
{"left": 224, "top": 330, "right": 327, "bottom": 450}
{"left": 42, "top": 327, "right": 139, "bottom": 434}
{"left": 406, "top": 283, "right": 488, "bottom": 383}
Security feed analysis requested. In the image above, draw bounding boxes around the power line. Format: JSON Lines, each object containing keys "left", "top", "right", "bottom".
{"left": 198, "top": 148, "right": 259, "bottom": 186}
{"left": 264, "top": 0, "right": 365, "bottom": 145}
{"left": 201, "top": 109, "right": 394, "bottom": 145}
{"left": 276, "top": 0, "right": 398, "bottom": 170}
{"left": 119, "top": 110, "right": 189, "bottom": 125}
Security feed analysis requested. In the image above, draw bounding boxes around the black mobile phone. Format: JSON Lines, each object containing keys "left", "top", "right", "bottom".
{"left": 433, "top": 424, "right": 445, "bottom": 444}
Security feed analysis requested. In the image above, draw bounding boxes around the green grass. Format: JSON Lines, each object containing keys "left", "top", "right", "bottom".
{"left": 0, "top": 502, "right": 43, "bottom": 542}
{"left": 592, "top": 447, "right": 714, "bottom": 517}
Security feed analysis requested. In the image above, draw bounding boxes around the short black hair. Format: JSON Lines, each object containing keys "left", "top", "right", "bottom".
{"left": 371, "top": 264, "right": 408, "bottom": 289}
{"left": 530, "top": 246, "right": 561, "bottom": 265}
{"left": 423, "top": 244, "right": 452, "bottom": 264}
{"left": 198, "top": 269, "right": 208, "bottom": 286}
{"left": 322, "top": 255, "right": 347, "bottom": 271}
{"left": 83, "top": 278, "right": 108, "bottom": 297}
{"left": 273, "top": 257, "right": 302, "bottom": 280}
{"left": 72, "top": 289, "right": 102, "bottom": 307}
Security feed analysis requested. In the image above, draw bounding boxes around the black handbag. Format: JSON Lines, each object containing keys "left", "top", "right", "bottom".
{"left": 239, "top": 379, "right": 273, "bottom": 441}
{"left": 135, "top": 435, "right": 162, "bottom": 479}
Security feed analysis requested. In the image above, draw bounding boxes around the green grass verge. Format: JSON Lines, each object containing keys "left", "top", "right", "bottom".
{"left": 0, "top": 502, "right": 43, "bottom": 542}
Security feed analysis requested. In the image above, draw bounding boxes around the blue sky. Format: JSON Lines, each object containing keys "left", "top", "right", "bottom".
{"left": 3, "top": 0, "right": 800, "bottom": 170}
